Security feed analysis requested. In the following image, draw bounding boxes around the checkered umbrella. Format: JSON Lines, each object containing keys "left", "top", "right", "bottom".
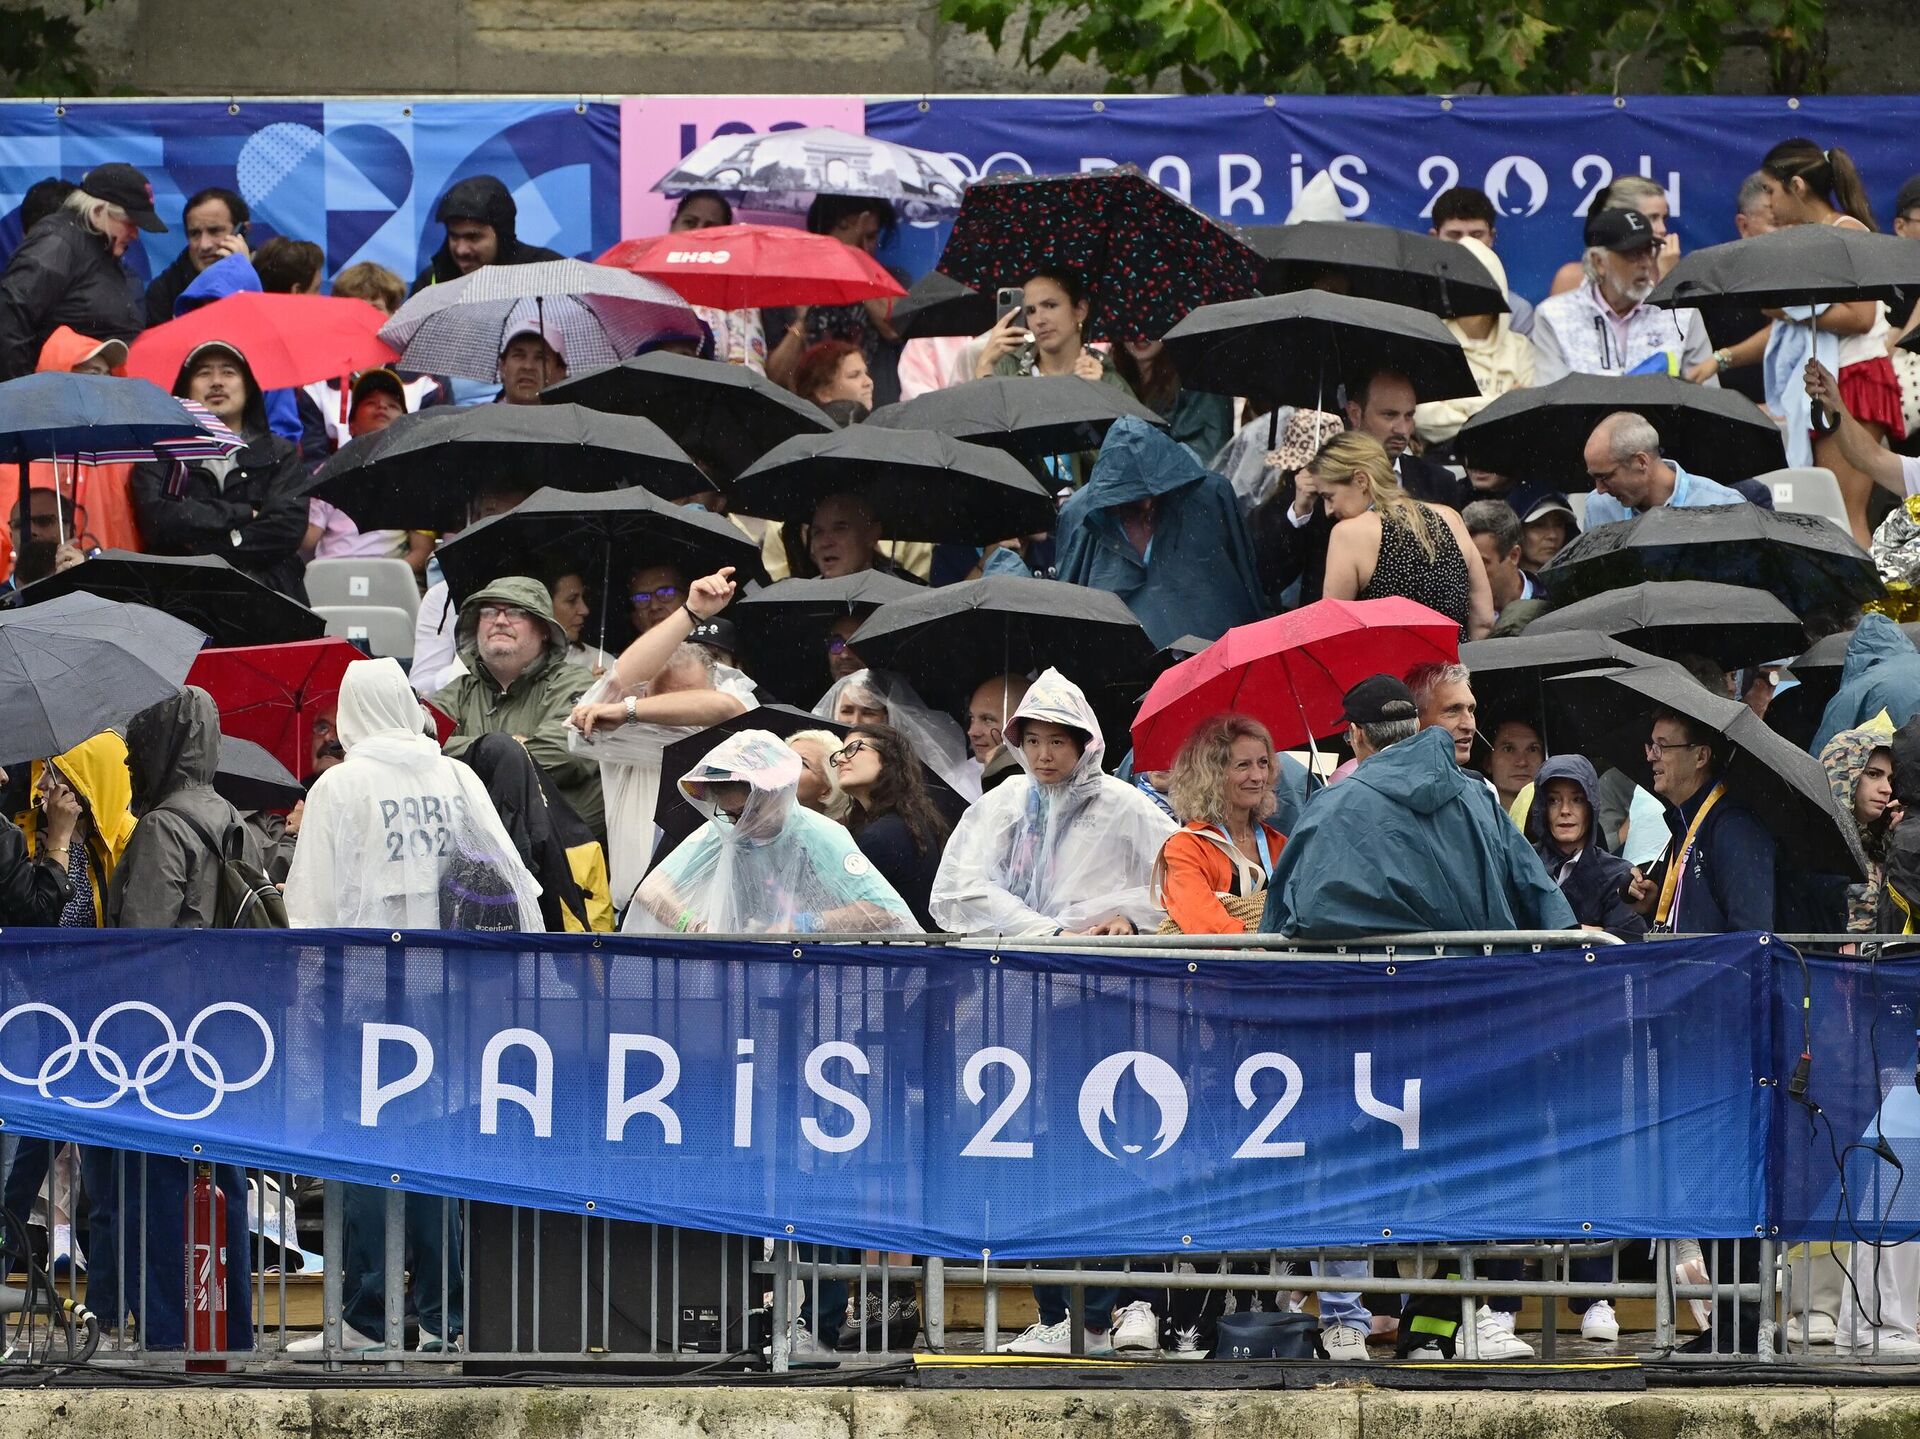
{"left": 651, "top": 126, "right": 968, "bottom": 217}
{"left": 378, "top": 260, "right": 698, "bottom": 382}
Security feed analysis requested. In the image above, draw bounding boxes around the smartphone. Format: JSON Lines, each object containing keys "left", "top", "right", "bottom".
{"left": 995, "top": 286, "right": 1025, "bottom": 318}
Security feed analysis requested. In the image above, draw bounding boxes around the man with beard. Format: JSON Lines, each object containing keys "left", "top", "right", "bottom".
{"left": 1531, "top": 209, "right": 1715, "bottom": 385}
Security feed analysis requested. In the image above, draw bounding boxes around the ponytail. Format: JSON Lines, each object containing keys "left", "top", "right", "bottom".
{"left": 1763, "top": 136, "right": 1878, "bottom": 230}
{"left": 1826, "top": 145, "right": 1878, "bottom": 230}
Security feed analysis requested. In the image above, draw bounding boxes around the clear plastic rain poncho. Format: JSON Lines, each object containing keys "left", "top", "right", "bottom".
{"left": 814, "top": 668, "right": 980, "bottom": 803}
{"left": 626, "top": 729, "right": 917, "bottom": 935}
{"left": 283, "top": 657, "right": 545, "bottom": 932}
{"left": 567, "top": 664, "right": 760, "bottom": 909}
{"left": 929, "top": 668, "right": 1176, "bottom": 936}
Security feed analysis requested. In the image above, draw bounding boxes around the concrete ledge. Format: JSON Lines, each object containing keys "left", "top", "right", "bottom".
{"left": 0, "top": 1384, "right": 1914, "bottom": 1439}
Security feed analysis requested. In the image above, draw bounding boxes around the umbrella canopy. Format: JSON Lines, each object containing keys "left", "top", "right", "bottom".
{"left": 1648, "top": 225, "right": 1920, "bottom": 311}
{"left": 19, "top": 550, "right": 324, "bottom": 647}
{"left": 1245, "top": 221, "right": 1508, "bottom": 318}
{"left": 0, "top": 591, "right": 208, "bottom": 767}
{"left": 126, "top": 292, "right": 395, "bottom": 391}
{"left": 542, "top": 352, "right": 834, "bottom": 485}
{"left": 1130, "top": 597, "right": 1461, "bottom": 771}
{"left": 888, "top": 271, "right": 997, "bottom": 340}
{"left": 1160, "top": 291, "right": 1479, "bottom": 408}
{"left": 0, "top": 373, "right": 241, "bottom": 466}
{"left": 1457, "top": 631, "right": 1655, "bottom": 733}
{"left": 307, "top": 403, "right": 706, "bottom": 533}
{"left": 1524, "top": 581, "right": 1808, "bottom": 672}
{"left": 732, "top": 572, "right": 926, "bottom": 708}
{"left": 1786, "top": 622, "right": 1920, "bottom": 681}
{"left": 599, "top": 224, "right": 905, "bottom": 310}
{"left": 1539, "top": 504, "right": 1882, "bottom": 616}
{"left": 1766, "top": 622, "right": 1920, "bottom": 752}
{"left": 936, "top": 166, "right": 1262, "bottom": 344}
{"left": 435, "top": 487, "right": 765, "bottom": 616}
{"left": 849, "top": 576, "right": 1157, "bottom": 719}
{"left": 213, "top": 735, "right": 305, "bottom": 812}
{"left": 1455, "top": 374, "right": 1789, "bottom": 486}
{"left": 651, "top": 126, "right": 968, "bottom": 217}
{"left": 1545, "top": 661, "right": 1866, "bottom": 879}
{"left": 188, "top": 637, "right": 366, "bottom": 781}
{"left": 377, "top": 260, "right": 697, "bottom": 382}
{"left": 865, "top": 376, "right": 1166, "bottom": 461}
{"left": 730, "top": 427, "right": 1057, "bottom": 543}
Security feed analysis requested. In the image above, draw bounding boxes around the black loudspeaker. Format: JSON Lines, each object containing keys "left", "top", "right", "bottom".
{"left": 466, "top": 1205, "right": 759, "bottom": 1362}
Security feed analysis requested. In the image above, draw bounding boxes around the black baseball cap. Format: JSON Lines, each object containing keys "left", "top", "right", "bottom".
{"left": 687, "top": 617, "right": 737, "bottom": 655}
{"left": 81, "top": 162, "right": 167, "bottom": 233}
{"left": 1584, "top": 208, "right": 1656, "bottom": 254}
{"left": 1340, "top": 674, "right": 1418, "bottom": 726}
{"left": 1896, "top": 174, "right": 1920, "bottom": 222}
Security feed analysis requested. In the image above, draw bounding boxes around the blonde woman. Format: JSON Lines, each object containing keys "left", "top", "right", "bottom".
{"left": 786, "top": 729, "right": 852, "bottom": 822}
{"left": 1152, "top": 714, "right": 1285, "bottom": 935}
{"left": 1306, "top": 432, "right": 1493, "bottom": 639}
{"left": 0, "top": 163, "right": 156, "bottom": 379}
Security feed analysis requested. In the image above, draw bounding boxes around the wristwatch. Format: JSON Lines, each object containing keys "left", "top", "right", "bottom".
{"left": 624, "top": 695, "right": 638, "bottom": 725}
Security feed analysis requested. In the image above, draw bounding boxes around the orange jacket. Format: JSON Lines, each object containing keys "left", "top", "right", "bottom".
{"left": 1153, "top": 819, "right": 1288, "bottom": 935}
{"left": 10, "top": 328, "right": 145, "bottom": 575}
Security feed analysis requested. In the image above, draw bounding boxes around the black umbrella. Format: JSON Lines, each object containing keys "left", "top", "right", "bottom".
{"left": 848, "top": 576, "right": 1156, "bottom": 725}
{"left": 214, "top": 735, "right": 304, "bottom": 811}
{"left": 308, "top": 403, "right": 706, "bottom": 533}
{"left": 18, "top": 551, "right": 325, "bottom": 647}
{"left": 1539, "top": 504, "right": 1882, "bottom": 616}
{"left": 1459, "top": 631, "right": 1656, "bottom": 735}
{"left": 1245, "top": 221, "right": 1508, "bottom": 318}
{"left": 865, "top": 377, "right": 1167, "bottom": 461}
{"left": 1525, "top": 582, "right": 1808, "bottom": 672}
{"left": 1454, "top": 374, "right": 1788, "bottom": 486}
{"left": 541, "top": 353, "right": 835, "bottom": 486}
{"left": 0, "top": 591, "right": 209, "bottom": 767}
{"left": 730, "top": 427, "right": 1058, "bottom": 542}
{"left": 1649, "top": 225, "right": 1920, "bottom": 311}
{"left": 1160, "top": 291, "right": 1479, "bottom": 410}
{"left": 733, "top": 573, "right": 926, "bottom": 709}
{"left": 434, "top": 489, "right": 766, "bottom": 657}
{"left": 1545, "top": 660, "right": 1866, "bottom": 879}
{"left": 888, "top": 271, "right": 998, "bottom": 340}
{"left": 648, "top": 704, "right": 966, "bottom": 867}
{"left": 1767, "top": 622, "right": 1920, "bottom": 751}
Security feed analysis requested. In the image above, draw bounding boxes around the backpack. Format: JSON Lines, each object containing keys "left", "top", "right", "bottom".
{"left": 171, "top": 808, "right": 289, "bottom": 929}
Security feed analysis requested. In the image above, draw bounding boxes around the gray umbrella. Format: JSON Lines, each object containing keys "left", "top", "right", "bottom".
{"left": 0, "top": 591, "right": 207, "bottom": 766}
{"left": 214, "top": 736, "right": 304, "bottom": 811}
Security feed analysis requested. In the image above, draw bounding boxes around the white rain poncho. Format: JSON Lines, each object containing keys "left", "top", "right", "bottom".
{"left": 284, "top": 657, "right": 545, "bottom": 932}
{"left": 626, "top": 729, "right": 916, "bottom": 935}
{"left": 568, "top": 665, "right": 759, "bottom": 909}
{"left": 929, "top": 668, "right": 1176, "bottom": 936}
{"left": 814, "top": 669, "right": 980, "bottom": 803}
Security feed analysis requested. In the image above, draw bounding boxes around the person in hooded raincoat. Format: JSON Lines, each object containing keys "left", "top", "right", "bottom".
{"left": 1263, "top": 725, "right": 1575, "bottom": 939}
{"left": 930, "top": 668, "right": 1176, "bottom": 936}
{"left": 460, "top": 732, "right": 611, "bottom": 933}
{"left": 815, "top": 668, "right": 978, "bottom": 805}
{"left": 1523, "top": 754, "right": 1649, "bottom": 943}
{"left": 411, "top": 175, "right": 565, "bottom": 295}
{"left": 104, "top": 686, "right": 255, "bottom": 1350}
{"left": 627, "top": 730, "right": 915, "bottom": 935}
{"left": 1813, "top": 614, "right": 1920, "bottom": 754}
{"left": 1055, "top": 417, "right": 1266, "bottom": 649}
{"left": 1783, "top": 723, "right": 1895, "bottom": 934}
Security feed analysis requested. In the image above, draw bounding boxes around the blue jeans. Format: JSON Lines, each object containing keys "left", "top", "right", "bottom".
{"left": 1314, "top": 1258, "right": 1372, "bottom": 1332}
{"left": 797, "top": 1245, "right": 860, "bottom": 1346}
{"left": 2, "top": 1139, "right": 124, "bottom": 1325}
{"left": 340, "top": 1184, "right": 462, "bottom": 1341}
{"left": 1034, "top": 1263, "right": 1166, "bottom": 1331}
{"left": 122, "top": 1158, "right": 253, "bottom": 1351}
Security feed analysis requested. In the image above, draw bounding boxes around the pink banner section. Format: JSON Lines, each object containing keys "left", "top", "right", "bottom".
{"left": 619, "top": 96, "right": 866, "bottom": 242}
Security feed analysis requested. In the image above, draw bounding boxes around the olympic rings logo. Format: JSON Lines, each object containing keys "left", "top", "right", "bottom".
{"left": 0, "top": 1002, "right": 274, "bottom": 1122}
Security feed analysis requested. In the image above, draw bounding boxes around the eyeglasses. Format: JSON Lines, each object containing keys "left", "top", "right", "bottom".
{"left": 631, "top": 585, "right": 683, "bottom": 605}
{"left": 1645, "top": 738, "right": 1704, "bottom": 755}
{"left": 477, "top": 604, "right": 531, "bottom": 623}
{"left": 828, "top": 740, "right": 869, "bottom": 767}
{"left": 825, "top": 636, "right": 851, "bottom": 655}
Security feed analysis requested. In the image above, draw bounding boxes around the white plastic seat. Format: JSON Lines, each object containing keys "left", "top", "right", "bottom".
{"left": 304, "top": 558, "right": 422, "bottom": 621}
{"left": 315, "top": 605, "right": 416, "bottom": 660}
{"left": 1565, "top": 491, "right": 1588, "bottom": 528}
{"left": 1757, "top": 467, "right": 1850, "bottom": 533}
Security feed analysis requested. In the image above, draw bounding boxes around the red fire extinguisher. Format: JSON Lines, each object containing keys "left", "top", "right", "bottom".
{"left": 185, "top": 1162, "right": 227, "bottom": 1373}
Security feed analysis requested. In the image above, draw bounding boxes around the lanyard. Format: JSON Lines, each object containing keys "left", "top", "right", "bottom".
{"left": 1654, "top": 782, "right": 1725, "bottom": 928}
{"left": 1216, "top": 824, "right": 1274, "bottom": 882}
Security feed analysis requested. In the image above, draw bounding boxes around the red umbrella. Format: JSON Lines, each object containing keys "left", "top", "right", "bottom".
{"left": 597, "top": 224, "right": 906, "bottom": 311}
{"left": 127, "top": 293, "right": 396, "bottom": 392}
{"left": 1129, "top": 598, "right": 1460, "bottom": 771}
{"left": 188, "top": 638, "right": 367, "bottom": 779}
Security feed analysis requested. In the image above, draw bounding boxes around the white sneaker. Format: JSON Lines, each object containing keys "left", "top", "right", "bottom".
{"left": 1323, "top": 1323, "right": 1370, "bottom": 1361}
{"left": 1111, "top": 1300, "right": 1159, "bottom": 1356}
{"left": 414, "top": 1329, "right": 460, "bottom": 1353}
{"left": 1403, "top": 1340, "right": 1446, "bottom": 1360}
{"left": 998, "top": 1319, "right": 1072, "bottom": 1355}
{"left": 1844, "top": 1332, "right": 1920, "bottom": 1358}
{"left": 285, "top": 1321, "right": 379, "bottom": 1355}
{"left": 1799, "top": 1313, "right": 1837, "bottom": 1345}
{"left": 1472, "top": 1305, "right": 1534, "bottom": 1359}
{"left": 784, "top": 1320, "right": 831, "bottom": 1359}
{"left": 1580, "top": 1300, "right": 1620, "bottom": 1343}
{"left": 1162, "top": 1324, "right": 1207, "bottom": 1360}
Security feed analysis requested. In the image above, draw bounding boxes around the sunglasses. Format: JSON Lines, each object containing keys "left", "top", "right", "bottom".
{"left": 828, "top": 739, "right": 869, "bottom": 767}
{"left": 825, "top": 636, "right": 852, "bottom": 655}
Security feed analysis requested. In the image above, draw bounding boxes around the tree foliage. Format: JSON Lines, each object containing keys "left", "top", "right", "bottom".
{"left": 938, "top": 0, "right": 1828, "bottom": 96}
{"left": 0, "top": 1, "right": 115, "bottom": 96}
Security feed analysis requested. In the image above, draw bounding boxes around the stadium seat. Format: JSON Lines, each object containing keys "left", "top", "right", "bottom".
{"left": 315, "top": 604, "right": 415, "bottom": 660}
{"left": 304, "top": 557, "right": 422, "bottom": 622}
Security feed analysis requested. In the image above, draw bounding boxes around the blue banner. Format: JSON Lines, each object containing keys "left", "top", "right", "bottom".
{"left": 868, "top": 96, "right": 1920, "bottom": 305}
{"left": 0, "top": 930, "right": 1776, "bottom": 1257}
{"left": 0, "top": 99, "right": 620, "bottom": 289}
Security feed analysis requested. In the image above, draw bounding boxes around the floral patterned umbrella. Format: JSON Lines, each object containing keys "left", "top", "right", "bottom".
{"left": 934, "top": 166, "right": 1261, "bottom": 344}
